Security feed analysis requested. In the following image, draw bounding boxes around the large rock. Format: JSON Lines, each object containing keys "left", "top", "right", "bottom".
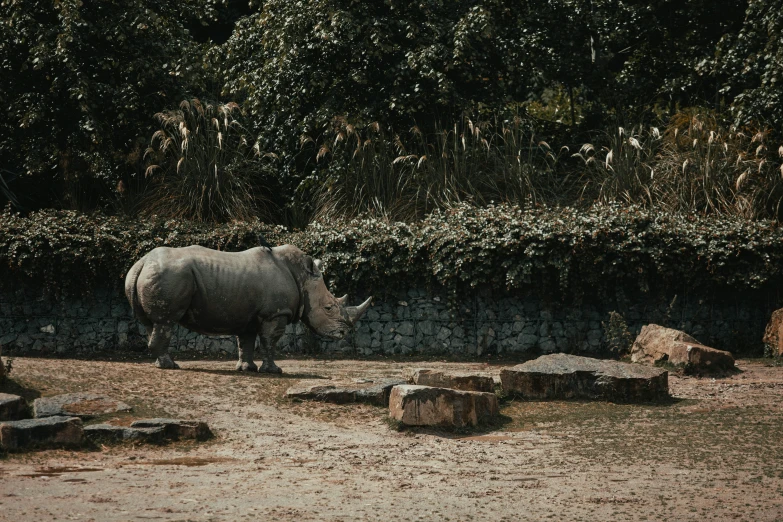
{"left": 84, "top": 424, "right": 166, "bottom": 443}
{"left": 763, "top": 309, "right": 783, "bottom": 357}
{"left": 286, "top": 379, "right": 406, "bottom": 406}
{"left": 388, "top": 385, "right": 499, "bottom": 428}
{"left": 630, "top": 324, "right": 699, "bottom": 364}
{"left": 0, "top": 416, "right": 83, "bottom": 450}
{"left": 34, "top": 393, "right": 132, "bottom": 419}
{"left": 500, "top": 354, "right": 668, "bottom": 402}
{"left": 631, "top": 324, "right": 734, "bottom": 372}
{"left": 130, "top": 418, "right": 212, "bottom": 440}
{"left": 0, "top": 393, "right": 28, "bottom": 421}
{"left": 410, "top": 369, "right": 494, "bottom": 393}
{"left": 667, "top": 342, "right": 736, "bottom": 371}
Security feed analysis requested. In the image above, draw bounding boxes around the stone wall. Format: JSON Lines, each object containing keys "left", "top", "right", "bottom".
{"left": 0, "top": 283, "right": 774, "bottom": 358}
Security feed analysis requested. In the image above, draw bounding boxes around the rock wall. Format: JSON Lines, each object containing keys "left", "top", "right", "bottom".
{"left": 0, "top": 283, "right": 773, "bottom": 358}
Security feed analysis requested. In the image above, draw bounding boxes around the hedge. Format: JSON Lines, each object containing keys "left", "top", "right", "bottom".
{"left": 1, "top": 205, "right": 781, "bottom": 301}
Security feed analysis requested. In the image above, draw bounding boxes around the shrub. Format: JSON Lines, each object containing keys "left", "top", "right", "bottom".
{"left": 602, "top": 312, "right": 634, "bottom": 356}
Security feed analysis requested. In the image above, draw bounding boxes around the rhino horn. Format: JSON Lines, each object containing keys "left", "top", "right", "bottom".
{"left": 337, "top": 294, "right": 349, "bottom": 305}
{"left": 346, "top": 297, "right": 372, "bottom": 325}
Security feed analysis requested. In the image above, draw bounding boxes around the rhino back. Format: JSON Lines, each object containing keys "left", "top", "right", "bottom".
{"left": 140, "top": 246, "right": 300, "bottom": 335}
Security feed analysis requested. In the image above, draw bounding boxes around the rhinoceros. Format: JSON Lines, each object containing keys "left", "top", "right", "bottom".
{"left": 124, "top": 244, "right": 371, "bottom": 372}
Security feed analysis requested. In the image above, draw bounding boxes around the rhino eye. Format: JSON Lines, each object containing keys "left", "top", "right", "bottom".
{"left": 324, "top": 305, "right": 333, "bottom": 311}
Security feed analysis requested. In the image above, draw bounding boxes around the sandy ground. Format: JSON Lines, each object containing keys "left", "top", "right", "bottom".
{"left": 1, "top": 356, "right": 782, "bottom": 521}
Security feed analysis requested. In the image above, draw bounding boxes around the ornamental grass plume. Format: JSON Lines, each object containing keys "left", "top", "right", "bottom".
{"left": 142, "top": 98, "right": 278, "bottom": 223}
{"left": 574, "top": 110, "right": 783, "bottom": 220}
{"left": 307, "top": 115, "right": 563, "bottom": 222}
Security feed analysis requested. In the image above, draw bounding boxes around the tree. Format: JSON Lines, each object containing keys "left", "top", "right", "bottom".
{"left": 712, "top": 0, "right": 783, "bottom": 129}
{"left": 601, "top": 0, "right": 745, "bottom": 116}
{"left": 211, "top": 0, "right": 551, "bottom": 152}
{"left": 0, "top": 0, "right": 211, "bottom": 210}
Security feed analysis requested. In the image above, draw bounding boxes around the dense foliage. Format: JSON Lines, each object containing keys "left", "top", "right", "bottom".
{"left": 1, "top": 0, "right": 782, "bottom": 224}
{"left": 712, "top": 1, "right": 783, "bottom": 128}
{"left": 0, "top": 0, "right": 210, "bottom": 209}
{"left": 2, "top": 206, "right": 781, "bottom": 302}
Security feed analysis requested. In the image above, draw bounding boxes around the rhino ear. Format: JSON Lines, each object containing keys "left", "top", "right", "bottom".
{"left": 305, "top": 256, "right": 322, "bottom": 278}
{"left": 346, "top": 297, "right": 372, "bottom": 325}
{"left": 337, "top": 294, "right": 348, "bottom": 305}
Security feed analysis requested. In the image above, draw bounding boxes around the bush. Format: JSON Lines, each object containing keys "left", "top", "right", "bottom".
{"left": 2, "top": 205, "right": 782, "bottom": 302}
{"left": 602, "top": 312, "right": 633, "bottom": 356}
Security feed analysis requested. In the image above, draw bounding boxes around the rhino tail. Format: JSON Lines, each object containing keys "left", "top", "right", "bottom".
{"left": 124, "top": 257, "right": 152, "bottom": 329}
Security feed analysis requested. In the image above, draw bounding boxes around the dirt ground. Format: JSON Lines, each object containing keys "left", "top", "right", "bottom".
{"left": 1, "top": 356, "right": 782, "bottom": 521}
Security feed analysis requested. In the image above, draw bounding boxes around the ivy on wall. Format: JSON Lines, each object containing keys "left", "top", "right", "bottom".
{"left": 1, "top": 205, "right": 781, "bottom": 301}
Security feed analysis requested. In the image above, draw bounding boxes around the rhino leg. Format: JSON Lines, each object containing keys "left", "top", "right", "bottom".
{"left": 236, "top": 332, "right": 258, "bottom": 372}
{"left": 149, "top": 324, "right": 179, "bottom": 370}
{"left": 258, "top": 316, "right": 287, "bottom": 374}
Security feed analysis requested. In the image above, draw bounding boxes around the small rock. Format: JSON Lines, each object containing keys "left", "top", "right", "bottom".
{"left": 39, "top": 324, "right": 56, "bottom": 334}
{"left": 0, "top": 393, "right": 28, "bottom": 421}
{"left": 0, "top": 416, "right": 83, "bottom": 450}
{"left": 631, "top": 324, "right": 734, "bottom": 373}
{"left": 286, "top": 379, "right": 406, "bottom": 406}
{"left": 501, "top": 354, "right": 668, "bottom": 402}
{"left": 34, "top": 393, "right": 132, "bottom": 419}
{"left": 130, "top": 418, "right": 211, "bottom": 440}
{"left": 84, "top": 424, "right": 165, "bottom": 443}
{"left": 388, "top": 385, "right": 499, "bottom": 428}
{"left": 410, "top": 369, "right": 494, "bottom": 393}
{"left": 763, "top": 309, "right": 783, "bottom": 357}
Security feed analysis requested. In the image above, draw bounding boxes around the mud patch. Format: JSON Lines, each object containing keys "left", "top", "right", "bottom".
{"left": 64, "top": 398, "right": 126, "bottom": 416}
{"left": 20, "top": 466, "right": 104, "bottom": 478}
{"left": 458, "top": 435, "right": 514, "bottom": 442}
{"left": 134, "top": 456, "right": 235, "bottom": 467}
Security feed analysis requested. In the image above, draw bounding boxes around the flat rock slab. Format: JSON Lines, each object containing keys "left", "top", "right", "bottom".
{"left": 630, "top": 324, "right": 734, "bottom": 373}
{"left": 286, "top": 379, "right": 407, "bottom": 406}
{"left": 388, "top": 385, "right": 499, "bottom": 428}
{"left": 0, "top": 416, "right": 83, "bottom": 450}
{"left": 411, "top": 369, "right": 495, "bottom": 393}
{"left": 130, "top": 418, "right": 212, "bottom": 441}
{"left": 84, "top": 424, "right": 165, "bottom": 443}
{"left": 500, "top": 354, "right": 669, "bottom": 403}
{"left": 34, "top": 393, "right": 131, "bottom": 419}
{"left": 0, "top": 393, "right": 28, "bottom": 421}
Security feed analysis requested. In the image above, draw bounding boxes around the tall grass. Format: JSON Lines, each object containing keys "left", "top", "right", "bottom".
{"left": 572, "top": 110, "right": 783, "bottom": 220}
{"left": 138, "top": 106, "right": 783, "bottom": 224}
{"left": 142, "top": 98, "right": 278, "bottom": 222}
{"left": 656, "top": 111, "right": 783, "bottom": 219}
{"left": 307, "top": 115, "right": 563, "bottom": 221}
{"left": 572, "top": 124, "right": 662, "bottom": 207}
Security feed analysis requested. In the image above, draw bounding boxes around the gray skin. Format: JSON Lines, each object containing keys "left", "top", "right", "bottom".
{"left": 124, "top": 244, "right": 372, "bottom": 372}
